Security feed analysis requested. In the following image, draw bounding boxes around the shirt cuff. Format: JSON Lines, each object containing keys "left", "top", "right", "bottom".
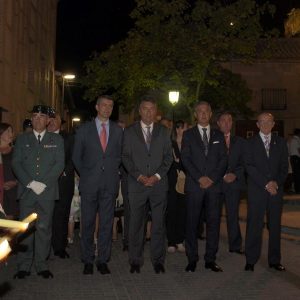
{"left": 154, "top": 173, "right": 161, "bottom": 180}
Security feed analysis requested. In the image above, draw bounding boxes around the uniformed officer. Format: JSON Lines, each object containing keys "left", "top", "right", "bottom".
{"left": 12, "top": 105, "right": 64, "bottom": 279}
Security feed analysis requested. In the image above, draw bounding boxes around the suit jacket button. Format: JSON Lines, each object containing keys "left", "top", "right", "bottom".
{"left": 148, "top": 154, "right": 151, "bottom": 157}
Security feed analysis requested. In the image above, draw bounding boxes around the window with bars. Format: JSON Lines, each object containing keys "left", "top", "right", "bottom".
{"left": 261, "top": 88, "right": 287, "bottom": 110}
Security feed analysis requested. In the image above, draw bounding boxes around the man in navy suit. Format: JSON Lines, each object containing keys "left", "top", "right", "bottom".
{"left": 217, "top": 112, "right": 245, "bottom": 254}
{"left": 244, "top": 113, "right": 288, "bottom": 271}
{"left": 181, "top": 101, "right": 227, "bottom": 272}
{"left": 73, "top": 95, "right": 123, "bottom": 275}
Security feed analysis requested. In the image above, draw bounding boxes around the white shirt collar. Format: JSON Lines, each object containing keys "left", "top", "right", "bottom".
{"left": 54, "top": 129, "right": 60, "bottom": 134}
{"left": 33, "top": 129, "right": 46, "bottom": 141}
{"left": 140, "top": 121, "right": 154, "bottom": 131}
{"left": 259, "top": 131, "right": 271, "bottom": 140}
{"left": 197, "top": 124, "right": 210, "bottom": 138}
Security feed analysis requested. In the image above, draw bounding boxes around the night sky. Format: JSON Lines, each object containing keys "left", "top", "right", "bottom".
{"left": 55, "top": 0, "right": 300, "bottom": 116}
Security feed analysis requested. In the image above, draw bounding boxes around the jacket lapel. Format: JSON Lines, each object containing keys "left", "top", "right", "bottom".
{"left": 256, "top": 134, "right": 269, "bottom": 160}
{"left": 192, "top": 126, "right": 205, "bottom": 152}
{"left": 92, "top": 121, "right": 104, "bottom": 153}
{"left": 105, "top": 121, "right": 115, "bottom": 153}
{"left": 134, "top": 122, "right": 146, "bottom": 144}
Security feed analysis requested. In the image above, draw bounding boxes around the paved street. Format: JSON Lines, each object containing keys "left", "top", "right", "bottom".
{"left": 1, "top": 213, "right": 300, "bottom": 300}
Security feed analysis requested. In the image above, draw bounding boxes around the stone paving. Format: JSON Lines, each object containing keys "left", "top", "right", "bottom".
{"left": 1, "top": 219, "right": 299, "bottom": 300}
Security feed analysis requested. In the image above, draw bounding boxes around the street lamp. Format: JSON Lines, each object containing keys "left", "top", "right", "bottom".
{"left": 169, "top": 91, "right": 180, "bottom": 121}
{"left": 61, "top": 73, "right": 76, "bottom": 114}
{"left": 72, "top": 117, "right": 81, "bottom": 128}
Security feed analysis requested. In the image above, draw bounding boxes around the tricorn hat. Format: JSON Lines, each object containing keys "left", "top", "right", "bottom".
{"left": 30, "top": 105, "right": 56, "bottom": 118}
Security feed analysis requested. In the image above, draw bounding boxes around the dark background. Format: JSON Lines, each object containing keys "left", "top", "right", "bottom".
{"left": 55, "top": 0, "right": 300, "bottom": 117}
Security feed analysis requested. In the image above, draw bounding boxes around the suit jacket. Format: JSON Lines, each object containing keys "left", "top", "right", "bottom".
{"left": 122, "top": 122, "right": 173, "bottom": 193}
{"left": 72, "top": 119, "right": 123, "bottom": 194}
{"left": 181, "top": 126, "right": 227, "bottom": 192}
{"left": 245, "top": 134, "right": 288, "bottom": 192}
{"left": 222, "top": 135, "right": 246, "bottom": 191}
{"left": 58, "top": 131, "right": 75, "bottom": 198}
{"left": 12, "top": 131, "right": 65, "bottom": 201}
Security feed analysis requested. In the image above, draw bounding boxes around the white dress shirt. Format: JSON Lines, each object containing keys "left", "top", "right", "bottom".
{"left": 197, "top": 124, "right": 210, "bottom": 142}
{"left": 140, "top": 121, "right": 154, "bottom": 142}
{"left": 33, "top": 129, "right": 46, "bottom": 142}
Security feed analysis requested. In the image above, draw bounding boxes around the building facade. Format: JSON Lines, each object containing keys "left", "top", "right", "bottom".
{"left": 225, "top": 38, "right": 300, "bottom": 138}
{"left": 0, "top": 0, "right": 58, "bottom": 132}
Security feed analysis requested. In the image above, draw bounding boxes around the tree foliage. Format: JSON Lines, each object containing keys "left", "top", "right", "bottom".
{"left": 82, "top": 0, "right": 276, "bottom": 119}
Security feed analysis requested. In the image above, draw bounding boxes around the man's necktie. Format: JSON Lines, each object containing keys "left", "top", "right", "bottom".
{"left": 202, "top": 128, "right": 209, "bottom": 156}
{"left": 225, "top": 134, "right": 230, "bottom": 152}
{"left": 38, "top": 134, "right": 41, "bottom": 144}
{"left": 264, "top": 135, "right": 270, "bottom": 157}
{"left": 100, "top": 123, "right": 107, "bottom": 151}
{"left": 145, "top": 126, "right": 152, "bottom": 150}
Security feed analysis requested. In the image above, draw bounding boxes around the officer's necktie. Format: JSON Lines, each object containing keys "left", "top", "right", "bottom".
{"left": 225, "top": 134, "right": 230, "bottom": 152}
{"left": 145, "top": 126, "right": 152, "bottom": 150}
{"left": 264, "top": 135, "right": 270, "bottom": 157}
{"left": 202, "top": 128, "right": 209, "bottom": 156}
{"left": 100, "top": 123, "right": 107, "bottom": 152}
{"left": 38, "top": 134, "right": 41, "bottom": 144}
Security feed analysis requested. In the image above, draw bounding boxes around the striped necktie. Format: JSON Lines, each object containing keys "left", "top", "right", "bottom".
{"left": 264, "top": 135, "right": 270, "bottom": 157}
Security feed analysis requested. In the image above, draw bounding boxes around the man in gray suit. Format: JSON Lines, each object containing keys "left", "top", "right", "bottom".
{"left": 73, "top": 95, "right": 123, "bottom": 275}
{"left": 122, "top": 96, "right": 173, "bottom": 274}
{"left": 12, "top": 105, "right": 65, "bottom": 279}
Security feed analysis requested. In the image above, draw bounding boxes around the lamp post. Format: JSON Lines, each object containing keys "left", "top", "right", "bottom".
{"left": 72, "top": 117, "right": 81, "bottom": 128}
{"left": 169, "top": 91, "right": 180, "bottom": 122}
{"left": 61, "top": 73, "right": 76, "bottom": 114}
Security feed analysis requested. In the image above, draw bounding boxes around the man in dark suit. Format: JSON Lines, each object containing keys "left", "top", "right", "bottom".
{"left": 181, "top": 101, "right": 227, "bottom": 272}
{"left": 244, "top": 112, "right": 288, "bottom": 272}
{"left": 48, "top": 113, "right": 74, "bottom": 259}
{"left": 217, "top": 112, "right": 245, "bottom": 254}
{"left": 72, "top": 95, "right": 123, "bottom": 275}
{"left": 12, "top": 105, "right": 65, "bottom": 279}
{"left": 122, "top": 96, "right": 173, "bottom": 274}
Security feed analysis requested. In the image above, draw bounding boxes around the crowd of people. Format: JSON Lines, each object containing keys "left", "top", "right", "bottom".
{"left": 0, "top": 94, "right": 294, "bottom": 279}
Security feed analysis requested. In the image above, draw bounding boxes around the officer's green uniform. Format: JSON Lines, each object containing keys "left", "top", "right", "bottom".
{"left": 12, "top": 131, "right": 64, "bottom": 272}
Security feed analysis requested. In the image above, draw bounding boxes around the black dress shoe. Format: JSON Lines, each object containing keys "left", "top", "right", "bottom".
{"left": 83, "top": 263, "right": 93, "bottom": 275}
{"left": 154, "top": 263, "right": 165, "bottom": 274}
{"left": 97, "top": 263, "right": 111, "bottom": 275}
{"left": 229, "top": 249, "right": 244, "bottom": 255}
{"left": 245, "top": 264, "right": 254, "bottom": 271}
{"left": 37, "top": 270, "right": 53, "bottom": 279}
{"left": 13, "top": 271, "right": 30, "bottom": 279}
{"left": 130, "top": 264, "right": 140, "bottom": 274}
{"left": 269, "top": 264, "right": 285, "bottom": 271}
{"left": 185, "top": 262, "right": 197, "bottom": 272}
{"left": 54, "top": 250, "right": 70, "bottom": 259}
{"left": 205, "top": 262, "right": 223, "bottom": 272}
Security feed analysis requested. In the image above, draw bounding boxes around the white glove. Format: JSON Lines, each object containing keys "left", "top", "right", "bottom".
{"left": 27, "top": 180, "right": 47, "bottom": 195}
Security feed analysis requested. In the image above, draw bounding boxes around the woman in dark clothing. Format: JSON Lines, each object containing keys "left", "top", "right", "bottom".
{"left": 0, "top": 123, "right": 18, "bottom": 219}
{"left": 166, "top": 120, "right": 187, "bottom": 253}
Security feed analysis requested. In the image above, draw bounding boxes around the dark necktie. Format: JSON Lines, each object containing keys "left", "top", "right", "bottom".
{"left": 202, "top": 128, "right": 208, "bottom": 156}
{"left": 145, "top": 126, "right": 151, "bottom": 150}
{"left": 38, "top": 134, "right": 41, "bottom": 144}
